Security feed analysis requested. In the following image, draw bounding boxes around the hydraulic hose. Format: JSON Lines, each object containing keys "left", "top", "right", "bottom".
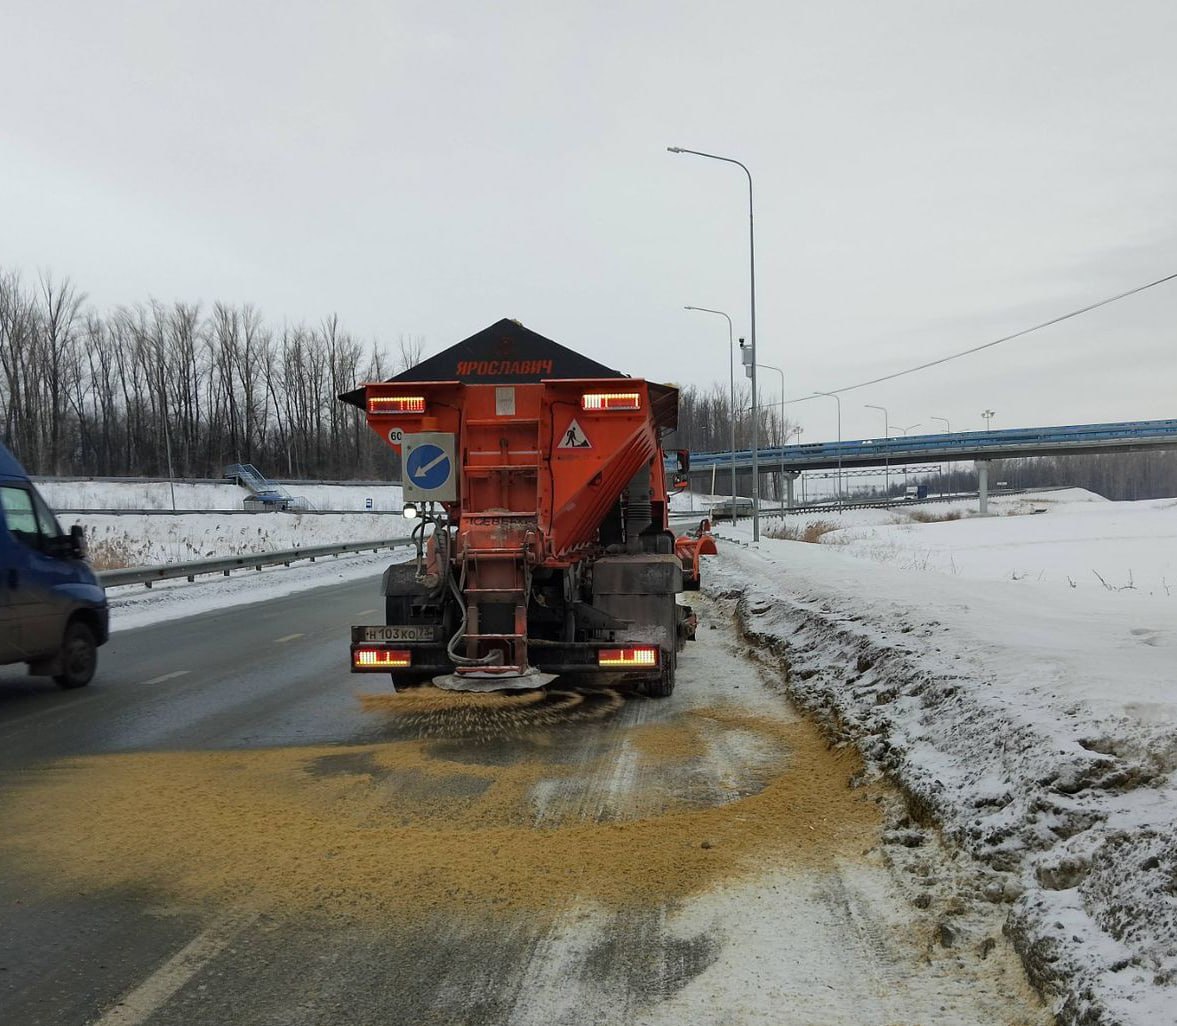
{"left": 445, "top": 568, "right": 503, "bottom": 667}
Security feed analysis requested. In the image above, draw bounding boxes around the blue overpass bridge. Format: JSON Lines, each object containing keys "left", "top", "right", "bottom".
{"left": 686, "top": 418, "right": 1176, "bottom": 512}
{"left": 689, "top": 419, "right": 1177, "bottom": 475}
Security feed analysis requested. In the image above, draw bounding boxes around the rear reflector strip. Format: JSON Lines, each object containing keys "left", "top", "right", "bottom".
{"left": 353, "top": 647, "right": 412, "bottom": 669}
{"left": 597, "top": 646, "right": 659, "bottom": 668}
{"left": 581, "top": 392, "right": 641, "bottom": 412}
{"left": 368, "top": 396, "right": 426, "bottom": 414}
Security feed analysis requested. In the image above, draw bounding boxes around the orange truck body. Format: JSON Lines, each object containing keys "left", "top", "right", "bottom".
{"left": 340, "top": 320, "right": 714, "bottom": 695}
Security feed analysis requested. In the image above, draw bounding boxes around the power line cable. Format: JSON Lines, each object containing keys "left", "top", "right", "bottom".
{"left": 789, "top": 269, "right": 1177, "bottom": 405}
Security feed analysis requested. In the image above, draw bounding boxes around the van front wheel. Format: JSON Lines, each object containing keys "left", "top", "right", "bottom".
{"left": 54, "top": 620, "right": 97, "bottom": 689}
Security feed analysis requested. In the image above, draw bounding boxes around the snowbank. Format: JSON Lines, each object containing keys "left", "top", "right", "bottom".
{"left": 39, "top": 479, "right": 247, "bottom": 510}
{"left": 38, "top": 478, "right": 406, "bottom": 512}
{"left": 824, "top": 494, "right": 1176, "bottom": 595}
{"left": 57, "top": 511, "right": 414, "bottom": 569}
{"left": 706, "top": 494, "right": 1177, "bottom": 1024}
{"left": 31, "top": 478, "right": 416, "bottom": 568}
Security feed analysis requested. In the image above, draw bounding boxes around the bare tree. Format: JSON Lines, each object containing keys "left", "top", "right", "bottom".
{"left": 395, "top": 333, "right": 426, "bottom": 373}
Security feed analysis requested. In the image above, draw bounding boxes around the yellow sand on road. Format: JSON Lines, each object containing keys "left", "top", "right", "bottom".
{"left": 0, "top": 704, "right": 879, "bottom": 922}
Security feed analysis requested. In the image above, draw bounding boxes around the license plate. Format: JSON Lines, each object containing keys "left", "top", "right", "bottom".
{"left": 362, "top": 625, "right": 436, "bottom": 643}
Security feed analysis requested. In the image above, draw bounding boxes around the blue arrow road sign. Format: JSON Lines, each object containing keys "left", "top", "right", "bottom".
{"left": 406, "top": 443, "right": 452, "bottom": 491}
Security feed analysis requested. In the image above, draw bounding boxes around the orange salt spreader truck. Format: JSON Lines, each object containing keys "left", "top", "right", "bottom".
{"left": 339, "top": 319, "right": 717, "bottom": 697}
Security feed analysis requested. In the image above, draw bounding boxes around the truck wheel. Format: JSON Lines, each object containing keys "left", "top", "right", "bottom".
{"left": 645, "top": 655, "right": 675, "bottom": 698}
{"left": 54, "top": 620, "right": 97, "bottom": 690}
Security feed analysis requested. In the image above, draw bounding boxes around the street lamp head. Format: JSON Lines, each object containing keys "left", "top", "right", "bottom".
{"left": 667, "top": 146, "right": 683, "bottom": 153}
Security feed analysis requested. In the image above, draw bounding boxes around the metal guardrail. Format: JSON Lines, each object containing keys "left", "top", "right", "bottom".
{"left": 756, "top": 490, "right": 1027, "bottom": 518}
{"left": 669, "top": 488, "right": 1030, "bottom": 521}
{"left": 98, "top": 538, "right": 415, "bottom": 589}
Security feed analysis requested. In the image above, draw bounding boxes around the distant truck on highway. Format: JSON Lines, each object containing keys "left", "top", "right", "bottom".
{"left": 0, "top": 443, "right": 108, "bottom": 688}
{"left": 905, "top": 484, "right": 929, "bottom": 500}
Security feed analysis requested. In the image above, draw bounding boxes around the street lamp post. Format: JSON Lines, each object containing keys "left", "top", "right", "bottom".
{"left": 865, "top": 403, "right": 890, "bottom": 497}
{"left": 812, "top": 391, "right": 842, "bottom": 509}
{"left": 669, "top": 145, "right": 759, "bottom": 541}
{"left": 684, "top": 306, "right": 737, "bottom": 525}
{"left": 930, "top": 416, "right": 951, "bottom": 497}
{"left": 981, "top": 409, "right": 996, "bottom": 431}
{"left": 756, "top": 363, "right": 786, "bottom": 439}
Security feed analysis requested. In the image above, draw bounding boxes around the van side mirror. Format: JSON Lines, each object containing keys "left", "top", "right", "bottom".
{"left": 69, "top": 524, "right": 86, "bottom": 559}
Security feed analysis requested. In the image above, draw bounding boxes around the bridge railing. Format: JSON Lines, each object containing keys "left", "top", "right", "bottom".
{"left": 689, "top": 418, "right": 1177, "bottom": 468}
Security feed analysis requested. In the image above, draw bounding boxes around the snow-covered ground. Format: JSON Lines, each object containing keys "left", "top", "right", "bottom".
{"left": 706, "top": 488, "right": 1176, "bottom": 1025}
{"left": 30, "top": 478, "right": 417, "bottom": 628}
{"left": 811, "top": 490, "right": 1175, "bottom": 596}
{"left": 39, "top": 479, "right": 248, "bottom": 510}
{"left": 59, "top": 511, "right": 412, "bottom": 569}
{"left": 38, "top": 478, "right": 405, "bottom": 512}
{"left": 33, "top": 479, "right": 413, "bottom": 568}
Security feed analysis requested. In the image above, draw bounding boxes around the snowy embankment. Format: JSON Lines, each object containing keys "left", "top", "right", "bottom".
{"left": 57, "top": 511, "right": 412, "bottom": 569}
{"left": 707, "top": 490, "right": 1176, "bottom": 1026}
{"left": 37, "top": 478, "right": 405, "bottom": 512}
{"left": 34, "top": 479, "right": 416, "bottom": 631}
{"left": 36, "top": 480, "right": 411, "bottom": 568}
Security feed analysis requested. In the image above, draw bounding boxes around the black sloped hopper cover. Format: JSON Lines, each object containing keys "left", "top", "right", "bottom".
{"left": 339, "top": 319, "right": 626, "bottom": 409}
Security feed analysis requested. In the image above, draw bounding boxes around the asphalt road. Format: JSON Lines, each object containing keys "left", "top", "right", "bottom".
{"left": 0, "top": 574, "right": 1050, "bottom": 1026}
{"left": 0, "top": 575, "right": 391, "bottom": 1026}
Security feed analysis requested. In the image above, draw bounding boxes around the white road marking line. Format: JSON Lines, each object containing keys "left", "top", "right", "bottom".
{"left": 356, "top": 608, "right": 378, "bottom": 616}
{"left": 275, "top": 633, "right": 304, "bottom": 643}
{"left": 140, "top": 670, "right": 190, "bottom": 686}
{"left": 92, "top": 913, "right": 255, "bottom": 1026}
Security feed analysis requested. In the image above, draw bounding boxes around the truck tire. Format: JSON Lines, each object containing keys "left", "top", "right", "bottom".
{"left": 53, "top": 620, "right": 97, "bottom": 690}
{"left": 645, "top": 653, "right": 676, "bottom": 698}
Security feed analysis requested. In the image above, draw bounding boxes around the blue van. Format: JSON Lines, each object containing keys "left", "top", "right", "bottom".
{"left": 0, "top": 443, "right": 108, "bottom": 688}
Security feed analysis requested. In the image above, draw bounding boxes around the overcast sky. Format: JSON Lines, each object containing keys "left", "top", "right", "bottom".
{"left": 3, "top": 1, "right": 1175, "bottom": 443}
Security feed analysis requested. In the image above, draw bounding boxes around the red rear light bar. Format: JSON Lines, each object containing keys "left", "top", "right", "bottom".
{"left": 352, "top": 646, "right": 412, "bottom": 670}
{"left": 598, "top": 646, "right": 659, "bottom": 668}
{"left": 368, "top": 396, "right": 426, "bottom": 415}
{"left": 581, "top": 392, "right": 641, "bottom": 412}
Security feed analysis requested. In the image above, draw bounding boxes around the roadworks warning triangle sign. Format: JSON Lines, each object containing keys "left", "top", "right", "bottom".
{"left": 558, "top": 418, "right": 592, "bottom": 449}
